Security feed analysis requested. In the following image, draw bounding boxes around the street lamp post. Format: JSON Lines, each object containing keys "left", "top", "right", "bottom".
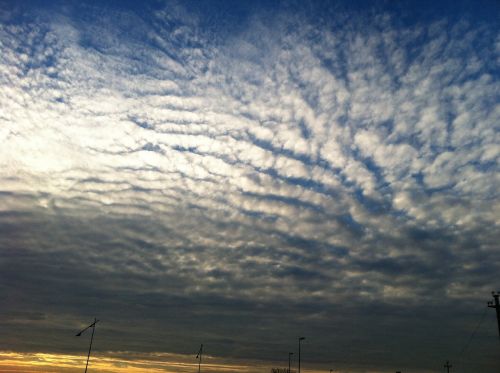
{"left": 76, "top": 318, "right": 99, "bottom": 373}
{"left": 298, "top": 337, "right": 305, "bottom": 373}
{"left": 196, "top": 344, "right": 203, "bottom": 373}
{"left": 288, "top": 352, "right": 294, "bottom": 373}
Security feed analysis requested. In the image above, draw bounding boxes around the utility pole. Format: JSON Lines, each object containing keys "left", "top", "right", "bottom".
{"left": 76, "top": 318, "right": 99, "bottom": 373}
{"left": 444, "top": 360, "right": 452, "bottom": 373}
{"left": 298, "top": 337, "right": 305, "bottom": 373}
{"left": 196, "top": 344, "right": 203, "bottom": 373}
{"left": 288, "top": 352, "right": 293, "bottom": 373}
{"left": 487, "top": 291, "right": 500, "bottom": 338}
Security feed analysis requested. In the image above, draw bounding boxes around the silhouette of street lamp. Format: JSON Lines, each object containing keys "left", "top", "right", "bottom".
{"left": 76, "top": 318, "right": 99, "bottom": 373}
{"left": 298, "top": 337, "right": 305, "bottom": 373}
{"left": 196, "top": 344, "right": 203, "bottom": 373}
{"left": 288, "top": 352, "right": 294, "bottom": 373}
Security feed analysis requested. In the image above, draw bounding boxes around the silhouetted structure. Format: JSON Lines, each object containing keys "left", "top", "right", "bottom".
{"left": 298, "top": 337, "right": 305, "bottom": 373}
{"left": 196, "top": 344, "right": 203, "bottom": 373}
{"left": 288, "top": 352, "right": 294, "bottom": 373}
{"left": 76, "top": 318, "right": 99, "bottom": 373}
{"left": 444, "top": 360, "right": 452, "bottom": 373}
{"left": 487, "top": 291, "right": 500, "bottom": 338}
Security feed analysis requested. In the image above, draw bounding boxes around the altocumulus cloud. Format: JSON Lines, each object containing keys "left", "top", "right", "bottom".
{"left": 0, "top": 0, "right": 499, "bottom": 372}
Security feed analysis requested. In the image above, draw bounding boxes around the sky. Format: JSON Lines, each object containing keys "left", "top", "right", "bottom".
{"left": 0, "top": 0, "right": 499, "bottom": 372}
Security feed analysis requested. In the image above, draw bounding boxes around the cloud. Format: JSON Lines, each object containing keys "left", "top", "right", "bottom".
{"left": 0, "top": 1, "right": 498, "bottom": 371}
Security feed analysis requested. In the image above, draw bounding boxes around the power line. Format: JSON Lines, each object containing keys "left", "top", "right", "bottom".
{"left": 457, "top": 307, "right": 487, "bottom": 359}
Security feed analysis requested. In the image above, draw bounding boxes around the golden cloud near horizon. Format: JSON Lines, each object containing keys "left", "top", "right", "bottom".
{"left": 0, "top": 350, "right": 351, "bottom": 373}
{"left": 0, "top": 351, "right": 260, "bottom": 373}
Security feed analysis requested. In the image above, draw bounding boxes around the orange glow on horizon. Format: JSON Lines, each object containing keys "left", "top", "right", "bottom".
{"left": 0, "top": 351, "right": 258, "bottom": 373}
{"left": 0, "top": 351, "right": 354, "bottom": 373}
